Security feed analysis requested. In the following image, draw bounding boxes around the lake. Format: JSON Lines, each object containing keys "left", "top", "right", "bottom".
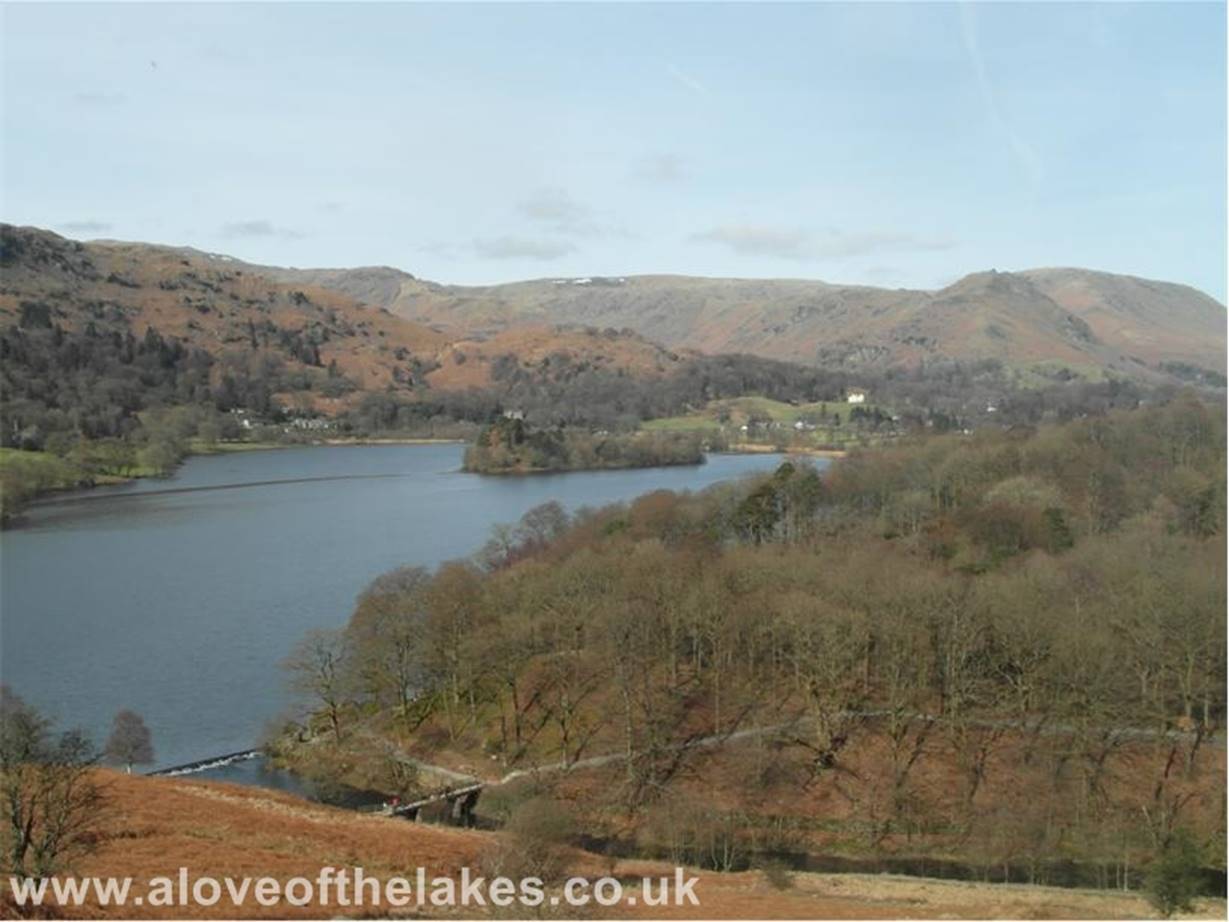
{"left": 0, "top": 444, "right": 799, "bottom": 777}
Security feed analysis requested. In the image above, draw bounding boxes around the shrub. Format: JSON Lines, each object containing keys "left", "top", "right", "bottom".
{"left": 481, "top": 795, "right": 577, "bottom": 885}
{"left": 1146, "top": 828, "right": 1205, "bottom": 918}
{"left": 759, "top": 859, "right": 795, "bottom": 891}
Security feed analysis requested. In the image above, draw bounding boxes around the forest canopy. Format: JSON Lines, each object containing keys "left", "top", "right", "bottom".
{"left": 463, "top": 417, "right": 704, "bottom": 474}
{"left": 284, "top": 394, "right": 1226, "bottom": 885}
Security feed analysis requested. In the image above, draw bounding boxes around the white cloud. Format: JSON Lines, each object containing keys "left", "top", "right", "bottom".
{"left": 668, "top": 64, "right": 708, "bottom": 96}
{"left": 72, "top": 92, "right": 125, "bottom": 106}
{"left": 691, "top": 225, "right": 813, "bottom": 259}
{"left": 518, "top": 187, "right": 589, "bottom": 225}
{"left": 516, "top": 187, "right": 628, "bottom": 239}
{"left": 58, "top": 220, "right": 112, "bottom": 234}
{"left": 473, "top": 236, "right": 576, "bottom": 261}
{"left": 691, "top": 224, "right": 954, "bottom": 260}
{"left": 220, "top": 220, "right": 306, "bottom": 240}
{"left": 634, "top": 153, "right": 687, "bottom": 184}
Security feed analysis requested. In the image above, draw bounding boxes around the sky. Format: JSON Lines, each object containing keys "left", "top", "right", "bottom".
{"left": 2, "top": 2, "right": 1226, "bottom": 300}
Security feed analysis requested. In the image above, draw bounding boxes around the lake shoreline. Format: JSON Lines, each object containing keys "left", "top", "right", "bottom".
{"left": 3, "top": 445, "right": 796, "bottom": 770}
{"left": 191, "top": 435, "right": 469, "bottom": 455}
{"left": 717, "top": 443, "right": 848, "bottom": 459}
{"left": 462, "top": 456, "right": 706, "bottom": 476}
{"left": 5, "top": 436, "right": 470, "bottom": 522}
{"left": 5, "top": 436, "right": 830, "bottom": 523}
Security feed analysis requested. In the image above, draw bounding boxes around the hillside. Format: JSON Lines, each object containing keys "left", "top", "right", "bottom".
{"left": 237, "top": 262, "right": 1226, "bottom": 385}
{"left": 4, "top": 223, "right": 1223, "bottom": 469}
{"left": 10, "top": 224, "right": 1223, "bottom": 406}
{"left": 0, "top": 225, "right": 447, "bottom": 419}
{"left": 4, "top": 225, "right": 897, "bottom": 521}
{"left": 0, "top": 225, "right": 686, "bottom": 413}
{"left": 3, "top": 770, "right": 1219, "bottom": 919}
{"left": 279, "top": 397, "right": 1226, "bottom": 913}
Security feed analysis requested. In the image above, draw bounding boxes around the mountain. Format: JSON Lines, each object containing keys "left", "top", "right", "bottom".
{"left": 5, "top": 224, "right": 1223, "bottom": 410}
{"left": 0, "top": 226, "right": 685, "bottom": 414}
{"left": 234, "top": 263, "right": 1225, "bottom": 385}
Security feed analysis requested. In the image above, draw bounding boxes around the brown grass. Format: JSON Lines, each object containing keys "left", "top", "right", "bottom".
{"left": 608, "top": 863, "right": 1225, "bottom": 920}
{"left": 4, "top": 769, "right": 1221, "bottom": 920}
{"left": 1, "top": 770, "right": 489, "bottom": 919}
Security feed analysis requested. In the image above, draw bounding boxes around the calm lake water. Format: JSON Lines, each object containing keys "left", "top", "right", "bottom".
{"left": 0, "top": 444, "right": 795, "bottom": 775}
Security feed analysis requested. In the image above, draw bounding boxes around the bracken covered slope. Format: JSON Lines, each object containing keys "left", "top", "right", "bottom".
{"left": 3, "top": 770, "right": 1220, "bottom": 920}
{"left": 0, "top": 226, "right": 686, "bottom": 410}
{"left": 244, "top": 262, "right": 1225, "bottom": 383}
{"left": 13, "top": 226, "right": 1222, "bottom": 391}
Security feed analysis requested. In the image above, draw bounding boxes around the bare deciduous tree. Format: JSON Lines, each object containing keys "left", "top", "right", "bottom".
{"left": 0, "top": 686, "right": 105, "bottom": 878}
{"left": 104, "top": 710, "right": 153, "bottom": 773}
{"left": 284, "top": 629, "right": 352, "bottom": 743}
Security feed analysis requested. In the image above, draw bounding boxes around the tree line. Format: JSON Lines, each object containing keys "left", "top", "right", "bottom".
{"left": 285, "top": 394, "right": 1226, "bottom": 889}
{"left": 463, "top": 417, "right": 704, "bottom": 473}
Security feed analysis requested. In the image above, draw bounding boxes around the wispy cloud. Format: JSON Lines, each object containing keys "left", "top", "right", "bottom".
{"left": 691, "top": 224, "right": 954, "bottom": 260}
{"left": 959, "top": 2, "right": 1043, "bottom": 194}
{"left": 516, "top": 187, "right": 628, "bottom": 239}
{"left": 863, "top": 265, "right": 908, "bottom": 286}
{"left": 668, "top": 64, "right": 708, "bottom": 96}
{"left": 634, "top": 153, "right": 687, "bottom": 184}
{"left": 691, "top": 225, "right": 813, "bottom": 259}
{"left": 418, "top": 241, "right": 461, "bottom": 260}
{"left": 58, "top": 220, "right": 112, "bottom": 234}
{"left": 72, "top": 92, "right": 125, "bottom": 107}
{"left": 473, "top": 236, "right": 576, "bottom": 261}
{"left": 436, "top": 191, "right": 619, "bottom": 263}
{"left": 518, "top": 187, "right": 589, "bottom": 226}
{"left": 220, "top": 220, "right": 306, "bottom": 240}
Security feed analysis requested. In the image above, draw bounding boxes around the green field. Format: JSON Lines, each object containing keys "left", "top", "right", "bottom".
{"left": 644, "top": 396, "right": 873, "bottom": 430}
{"left": 0, "top": 446, "right": 160, "bottom": 485}
{"left": 641, "top": 396, "right": 894, "bottom": 451}
{"left": 0, "top": 447, "right": 75, "bottom": 477}
{"left": 187, "top": 438, "right": 287, "bottom": 455}
{"left": 640, "top": 414, "right": 724, "bottom": 432}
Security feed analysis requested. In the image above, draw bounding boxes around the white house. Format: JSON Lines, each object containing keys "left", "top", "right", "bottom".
{"left": 289, "top": 417, "right": 333, "bottom": 431}
{"left": 846, "top": 388, "right": 868, "bottom": 405}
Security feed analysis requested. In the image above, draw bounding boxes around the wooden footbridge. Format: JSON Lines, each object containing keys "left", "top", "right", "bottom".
{"left": 387, "top": 782, "right": 486, "bottom": 825}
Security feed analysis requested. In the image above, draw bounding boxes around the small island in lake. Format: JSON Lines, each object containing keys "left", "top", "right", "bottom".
{"left": 463, "top": 415, "right": 704, "bottom": 474}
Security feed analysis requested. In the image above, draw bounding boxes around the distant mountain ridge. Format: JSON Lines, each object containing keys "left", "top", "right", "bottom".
{"left": 9, "top": 226, "right": 1226, "bottom": 389}
{"left": 176, "top": 251, "right": 1226, "bottom": 385}
{"left": 0, "top": 226, "right": 687, "bottom": 415}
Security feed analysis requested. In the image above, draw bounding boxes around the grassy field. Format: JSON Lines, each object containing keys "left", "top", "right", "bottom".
{"left": 0, "top": 448, "right": 87, "bottom": 489}
{"left": 186, "top": 439, "right": 288, "bottom": 455}
{"left": 642, "top": 396, "right": 890, "bottom": 450}
{"left": 643, "top": 396, "right": 870, "bottom": 430}
{"left": 11, "top": 770, "right": 1220, "bottom": 920}
{"left": 642, "top": 414, "right": 725, "bottom": 432}
{"left": 0, "top": 447, "right": 163, "bottom": 483}
{"left": 0, "top": 446, "right": 76, "bottom": 471}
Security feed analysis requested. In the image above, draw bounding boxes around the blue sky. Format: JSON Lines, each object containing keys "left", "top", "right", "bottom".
{"left": 3, "top": 2, "right": 1225, "bottom": 300}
